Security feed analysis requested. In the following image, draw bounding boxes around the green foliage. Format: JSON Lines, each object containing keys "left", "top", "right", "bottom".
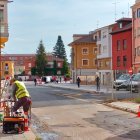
{"left": 35, "top": 137, "right": 42, "bottom": 140}
{"left": 31, "top": 67, "right": 37, "bottom": 76}
{"left": 134, "top": 98, "right": 140, "bottom": 103}
{"left": 35, "top": 40, "right": 47, "bottom": 77}
{"left": 53, "top": 35, "right": 67, "bottom": 59}
{"left": 62, "top": 59, "right": 69, "bottom": 75}
{"left": 53, "top": 60, "right": 57, "bottom": 75}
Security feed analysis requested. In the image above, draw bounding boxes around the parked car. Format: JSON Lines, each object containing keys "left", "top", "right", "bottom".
{"left": 128, "top": 73, "right": 140, "bottom": 92}
{"left": 113, "top": 74, "right": 131, "bottom": 91}
{"left": 121, "top": 74, "right": 136, "bottom": 91}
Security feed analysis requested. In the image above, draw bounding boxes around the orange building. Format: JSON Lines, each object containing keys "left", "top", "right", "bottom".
{"left": 69, "top": 34, "right": 97, "bottom": 84}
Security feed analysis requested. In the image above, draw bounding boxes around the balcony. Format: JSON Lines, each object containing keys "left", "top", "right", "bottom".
{"left": 0, "top": 22, "right": 9, "bottom": 38}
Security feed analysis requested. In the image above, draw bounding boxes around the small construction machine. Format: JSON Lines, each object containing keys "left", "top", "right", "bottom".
{"left": 0, "top": 79, "right": 31, "bottom": 134}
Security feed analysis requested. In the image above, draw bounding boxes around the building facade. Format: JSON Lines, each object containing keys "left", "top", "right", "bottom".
{"left": 90, "top": 25, "right": 113, "bottom": 85}
{"left": 1, "top": 54, "right": 64, "bottom": 76}
{"left": 69, "top": 34, "right": 97, "bottom": 84}
{"left": 0, "top": 0, "right": 9, "bottom": 79}
{"left": 132, "top": 0, "right": 140, "bottom": 73}
{"left": 110, "top": 18, "right": 132, "bottom": 78}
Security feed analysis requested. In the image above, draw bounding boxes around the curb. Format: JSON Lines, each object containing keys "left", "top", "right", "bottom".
{"left": 103, "top": 102, "right": 137, "bottom": 114}
{"left": 42, "top": 84, "right": 105, "bottom": 94}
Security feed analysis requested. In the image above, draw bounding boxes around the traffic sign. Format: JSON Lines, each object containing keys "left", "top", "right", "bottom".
{"left": 128, "top": 67, "right": 133, "bottom": 75}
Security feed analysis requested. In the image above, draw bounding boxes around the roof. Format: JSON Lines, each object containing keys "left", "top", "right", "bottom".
{"left": 68, "top": 34, "right": 96, "bottom": 46}
{"left": 110, "top": 23, "right": 132, "bottom": 34}
{"left": 115, "top": 18, "right": 132, "bottom": 22}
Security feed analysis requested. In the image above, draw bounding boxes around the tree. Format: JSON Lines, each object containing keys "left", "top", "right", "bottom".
{"left": 53, "top": 35, "right": 67, "bottom": 59}
{"left": 31, "top": 67, "right": 37, "bottom": 76}
{"left": 35, "top": 40, "right": 47, "bottom": 77}
{"left": 62, "top": 58, "right": 69, "bottom": 76}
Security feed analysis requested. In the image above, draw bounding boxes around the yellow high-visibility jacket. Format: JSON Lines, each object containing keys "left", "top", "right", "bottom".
{"left": 14, "top": 80, "right": 29, "bottom": 99}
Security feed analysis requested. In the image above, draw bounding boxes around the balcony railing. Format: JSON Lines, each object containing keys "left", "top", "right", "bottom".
{"left": 0, "top": 22, "right": 9, "bottom": 38}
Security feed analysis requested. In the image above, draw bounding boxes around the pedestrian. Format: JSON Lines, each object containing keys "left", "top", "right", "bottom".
{"left": 34, "top": 78, "right": 37, "bottom": 86}
{"left": 77, "top": 77, "right": 81, "bottom": 88}
{"left": 60, "top": 76, "right": 62, "bottom": 83}
{"left": 10, "top": 78, "right": 32, "bottom": 115}
{"left": 95, "top": 75, "right": 100, "bottom": 91}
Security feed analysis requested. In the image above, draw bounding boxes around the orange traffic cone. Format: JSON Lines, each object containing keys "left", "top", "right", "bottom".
{"left": 137, "top": 106, "right": 140, "bottom": 117}
{"left": 24, "top": 112, "right": 29, "bottom": 131}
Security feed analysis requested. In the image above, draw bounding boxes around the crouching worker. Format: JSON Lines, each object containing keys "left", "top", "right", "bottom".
{"left": 10, "top": 78, "right": 32, "bottom": 115}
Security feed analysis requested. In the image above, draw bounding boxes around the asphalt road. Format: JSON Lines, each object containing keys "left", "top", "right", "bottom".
{"left": 27, "top": 85, "right": 140, "bottom": 140}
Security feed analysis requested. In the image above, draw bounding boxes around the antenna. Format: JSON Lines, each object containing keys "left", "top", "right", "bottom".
{"left": 122, "top": 12, "right": 125, "bottom": 18}
{"left": 97, "top": 20, "right": 99, "bottom": 29}
{"left": 128, "top": 3, "right": 130, "bottom": 17}
{"left": 112, "top": 0, "right": 120, "bottom": 21}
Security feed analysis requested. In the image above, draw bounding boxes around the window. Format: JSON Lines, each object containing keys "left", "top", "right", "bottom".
{"left": 28, "top": 63, "right": 31, "bottom": 67}
{"left": 123, "top": 56, "right": 127, "bottom": 67}
{"left": 119, "top": 23, "right": 122, "bottom": 28}
{"left": 137, "top": 27, "right": 140, "bottom": 36}
{"left": 98, "top": 61, "right": 103, "bottom": 68}
{"left": 57, "top": 62, "right": 61, "bottom": 67}
{"left": 93, "top": 48, "right": 97, "bottom": 54}
{"left": 137, "top": 8, "right": 140, "bottom": 18}
{"left": 82, "top": 59, "right": 88, "bottom": 66}
{"left": 82, "top": 48, "right": 88, "bottom": 54}
{"left": 102, "top": 31, "right": 107, "bottom": 38}
{"left": 137, "top": 46, "right": 140, "bottom": 56}
{"left": 0, "top": 9, "right": 4, "bottom": 21}
{"left": 117, "top": 56, "right": 121, "bottom": 67}
{"left": 123, "top": 39, "right": 127, "bottom": 50}
{"left": 117, "top": 40, "right": 121, "bottom": 51}
{"left": 93, "top": 58, "right": 97, "bottom": 66}
{"left": 5, "top": 63, "right": 8, "bottom": 71}
{"left": 0, "top": 5, "right": 4, "bottom": 8}
{"left": 105, "top": 61, "right": 110, "bottom": 67}
{"left": 103, "top": 46, "right": 107, "bottom": 53}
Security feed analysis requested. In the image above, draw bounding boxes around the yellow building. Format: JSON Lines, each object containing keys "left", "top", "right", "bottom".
{"left": 69, "top": 34, "right": 97, "bottom": 84}
{"left": 1, "top": 61, "right": 14, "bottom": 79}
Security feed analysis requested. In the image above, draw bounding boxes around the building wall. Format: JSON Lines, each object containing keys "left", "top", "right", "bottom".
{"left": 132, "top": 1, "right": 140, "bottom": 72}
{"left": 71, "top": 42, "right": 97, "bottom": 83}
{"left": 0, "top": 0, "right": 9, "bottom": 46}
{"left": 73, "top": 43, "right": 97, "bottom": 70}
{"left": 112, "top": 30, "right": 132, "bottom": 71}
{"left": 2, "top": 54, "right": 64, "bottom": 76}
{"left": 1, "top": 61, "right": 14, "bottom": 79}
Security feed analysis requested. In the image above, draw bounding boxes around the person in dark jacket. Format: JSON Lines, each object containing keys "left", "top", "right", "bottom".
{"left": 95, "top": 75, "right": 100, "bottom": 91}
{"left": 77, "top": 77, "right": 81, "bottom": 88}
{"left": 34, "top": 78, "right": 37, "bottom": 86}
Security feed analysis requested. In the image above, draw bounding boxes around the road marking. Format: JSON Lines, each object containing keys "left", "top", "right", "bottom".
{"left": 52, "top": 93, "right": 101, "bottom": 103}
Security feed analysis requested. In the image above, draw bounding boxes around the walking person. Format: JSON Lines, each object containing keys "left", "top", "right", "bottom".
{"left": 95, "top": 75, "right": 100, "bottom": 91}
{"left": 34, "top": 78, "right": 37, "bottom": 86}
{"left": 77, "top": 77, "right": 81, "bottom": 88}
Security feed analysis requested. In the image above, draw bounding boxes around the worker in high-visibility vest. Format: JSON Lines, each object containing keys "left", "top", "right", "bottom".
{"left": 10, "top": 78, "right": 31, "bottom": 114}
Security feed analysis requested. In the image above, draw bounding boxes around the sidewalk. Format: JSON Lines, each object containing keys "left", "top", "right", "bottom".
{"left": 41, "top": 82, "right": 140, "bottom": 115}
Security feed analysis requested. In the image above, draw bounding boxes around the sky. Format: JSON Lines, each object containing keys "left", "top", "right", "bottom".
{"left": 3, "top": 0, "right": 135, "bottom": 62}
